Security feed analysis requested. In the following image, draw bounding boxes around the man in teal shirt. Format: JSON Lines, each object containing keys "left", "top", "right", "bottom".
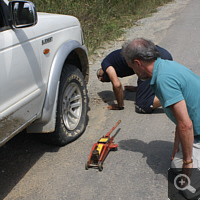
{"left": 151, "top": 58, "right": 200, "bottom": 141}
{"left": 121, "top": 38, "right": 200, "bottom": 177}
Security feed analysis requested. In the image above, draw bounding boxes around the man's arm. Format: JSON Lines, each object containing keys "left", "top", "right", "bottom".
{"left": 171, "top": 126, "right": 180, "bottom": 161}
{"left": 170, "top": 100, "right": 194, "bottom": 168}
{"left": 106, "top": 66, "right": 124, "bottom": 110}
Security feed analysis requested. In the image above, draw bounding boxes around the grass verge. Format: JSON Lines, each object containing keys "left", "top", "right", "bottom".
{"left": 32, "top": 0, "right": 174, "bottom": 55}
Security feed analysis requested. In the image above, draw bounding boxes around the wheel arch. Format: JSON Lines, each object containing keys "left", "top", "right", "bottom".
{"left": 27, "top": 40, "right": 89, "bottom": 133}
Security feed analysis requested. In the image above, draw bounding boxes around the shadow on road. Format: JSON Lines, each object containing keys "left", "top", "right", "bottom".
{"left": 98, "top": 90, "right": 164, "bottom": 114}
{"left": 0, "top": 131, "right": 60, "bottom": 199}
{"left": 97, "top": 90, "right": 116, "bottom": 105}
{"left": 97, "top": 89, "right": 136, "bottom": 105}
{"left": 118, "top": 139, "right": 173, "bottom": 178}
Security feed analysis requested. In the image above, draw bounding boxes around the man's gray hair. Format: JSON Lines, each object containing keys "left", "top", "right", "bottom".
{"left": 121, "top": 38, "right": 160, "bottom": 65}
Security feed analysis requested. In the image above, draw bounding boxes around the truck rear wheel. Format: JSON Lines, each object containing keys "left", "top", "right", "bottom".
{"left": 45, "top": 64, "right": 88, "bottom": 146}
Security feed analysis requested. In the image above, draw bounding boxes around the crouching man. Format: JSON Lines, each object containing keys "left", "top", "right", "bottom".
{"left": 97, "top": 46, "right": 172, "bottom": 113}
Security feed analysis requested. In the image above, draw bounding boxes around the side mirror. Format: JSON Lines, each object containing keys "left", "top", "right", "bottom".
{"left": 9, "top": 1, "right": 37, "bottom": 28}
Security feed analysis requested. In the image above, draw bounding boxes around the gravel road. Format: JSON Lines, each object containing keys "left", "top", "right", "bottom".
{"left": 1, "top": 1, "right": 194, "bottom": 199}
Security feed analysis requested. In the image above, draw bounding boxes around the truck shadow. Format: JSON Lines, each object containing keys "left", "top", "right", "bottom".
{"left": 0, "top": 131, "right": 60, "bottom": 199}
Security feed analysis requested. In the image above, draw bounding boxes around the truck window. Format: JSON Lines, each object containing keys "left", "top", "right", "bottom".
{"left": 0, "top": 1, "right": 11, "bottom": 31}
{"left": 0, "top": 7, "right": 5, "bottom": 28}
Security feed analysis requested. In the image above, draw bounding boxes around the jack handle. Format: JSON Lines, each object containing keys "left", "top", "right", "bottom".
{"left": 105, "top": 120, "right": 121, "bottom": 137}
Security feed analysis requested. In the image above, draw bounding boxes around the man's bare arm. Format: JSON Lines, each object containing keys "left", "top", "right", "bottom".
{"left": 171, "top": 126, "right": 180, "bottom": 161}
{"left": 170, "top": 100, "right": 194, "bottom": 168}
{"left": 106, "top": 66, "right": 124, "bottom": 110}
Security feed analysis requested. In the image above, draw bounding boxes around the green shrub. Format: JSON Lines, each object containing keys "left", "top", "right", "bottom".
{"left": 31, "top": 0, "right": 174, "bottom": 54}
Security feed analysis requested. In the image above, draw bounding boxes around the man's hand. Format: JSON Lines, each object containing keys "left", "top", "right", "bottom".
{"left": 171, "top": 127, "right": 180, "bottom": 161}
{"left": 182, "top": 162, "right": 193, "bottom": 178}
{"left": 171, "top": 145, "right": 180, "bottom": 161}
{"left": 124, "top": 85, "right": 137, "bottom": 92}
{"left": 107, "top": 104, "right": 124, "bottom": 110}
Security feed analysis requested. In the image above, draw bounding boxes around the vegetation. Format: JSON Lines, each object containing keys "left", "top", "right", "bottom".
{"left": 31, "top": 0, "right": 174, "bottom": 55}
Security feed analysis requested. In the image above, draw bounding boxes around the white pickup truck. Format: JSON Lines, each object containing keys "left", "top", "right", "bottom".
{"left": 0, "top": 0, "right": 89, "bottom": 146}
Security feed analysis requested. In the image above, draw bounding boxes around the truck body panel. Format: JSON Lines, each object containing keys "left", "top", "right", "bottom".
{"left": 0, "top": 0, "right": 89, "bottom": 146}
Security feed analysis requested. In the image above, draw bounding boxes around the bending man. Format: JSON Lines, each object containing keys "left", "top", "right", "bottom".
{"left": 122, "top": 38, "right": 200, "bottom": 174}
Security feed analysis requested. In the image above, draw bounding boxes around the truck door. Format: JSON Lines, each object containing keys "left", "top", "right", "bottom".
{"left": 0, "top": 1, "right": 44, "bottom": 144}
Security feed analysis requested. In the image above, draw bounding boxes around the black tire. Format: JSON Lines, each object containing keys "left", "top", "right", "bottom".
{"left": 85, "top": 161, "right": 89, "bottom": 170}
{"left": 98, "top": 162, "right": 103, "bottom": 171}
{"left": 44, "top": 64, "right": 88, "bottom": 146}
{"left": 112, "top": 147, "right": 118, "bottom": 151}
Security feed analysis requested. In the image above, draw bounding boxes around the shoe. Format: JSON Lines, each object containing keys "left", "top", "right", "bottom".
{"left": 135, "top": 105, "right": 146, "bottom": 114}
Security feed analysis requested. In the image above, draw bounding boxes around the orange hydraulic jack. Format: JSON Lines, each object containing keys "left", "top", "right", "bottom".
{"left": 85, "top": 120, "right": 121, "bottom": 171}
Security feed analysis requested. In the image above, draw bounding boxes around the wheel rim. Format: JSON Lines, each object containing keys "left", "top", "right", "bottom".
{"left": 62, "top": 82, "right": 82, "bottom": 130}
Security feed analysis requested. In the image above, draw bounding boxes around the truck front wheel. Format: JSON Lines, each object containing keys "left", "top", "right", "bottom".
{"left": 45, "top": 64, "right": 88, "bottom": 146}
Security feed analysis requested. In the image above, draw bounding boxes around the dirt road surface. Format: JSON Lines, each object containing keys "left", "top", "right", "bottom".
{"left": 1, "top": 0, "right": 199, "bottom": 199}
